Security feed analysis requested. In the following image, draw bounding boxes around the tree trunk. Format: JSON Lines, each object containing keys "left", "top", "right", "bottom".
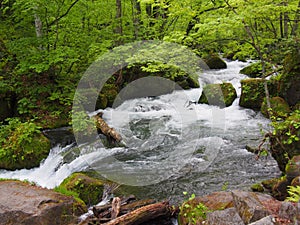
{"left": 291, "top": 1, "right": 300, "bottom": 36}
{"left": 93, "top": 112, "right": 122, "bottom": 143}
{"left": 115, "top": 0, "right": 123, "bottom": 44}
{"left": 103, "top": 202, "right": 171, "bottom": 225}
{"left": 34, "top": 12, "right": 43, "bottom": 38}
{"left": 132, "top": 0, "right": 141, "bottom": 39}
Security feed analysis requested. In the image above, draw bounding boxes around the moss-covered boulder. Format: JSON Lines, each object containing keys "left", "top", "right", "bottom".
{"left": 0, "top": 119, "right": 51, "bottom": 170}
{"left": 239, "top": 78, "right": 277, "bottom": 110}
{"left": 239, "top": 62, "right": 272, "bottom": 78}
{"left": 57, "top": 172, "right": 105, "bottom": 206}
{"left": 279, "top": 50, "right": 300, "bottom": 106}
{"left": 261, "top": 96, "right": 290, "bottom": 118}
{"left": 199, "top": 83, "right": 237, "bottom": 107}
{"left": 204, "top": 54, "right": 227, "bottom": 69}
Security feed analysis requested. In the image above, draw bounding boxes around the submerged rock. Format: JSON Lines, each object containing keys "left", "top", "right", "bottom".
{"left": 199, "top": 83, "right": 237, "bottom": 107}
{"left": 0, "top": 180, "right": 86, "bottom": 225}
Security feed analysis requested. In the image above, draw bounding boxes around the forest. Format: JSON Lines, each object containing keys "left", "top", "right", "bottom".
{"left": 0, "top": 0, "right": 300, "bottom": 224}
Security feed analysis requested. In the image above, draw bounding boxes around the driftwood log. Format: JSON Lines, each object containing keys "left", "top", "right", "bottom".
{"left": 93, "top": 112, "right": 122, "bottom": 143}
{"left": 103, "top": 201, "right": 171, "bottom": 225}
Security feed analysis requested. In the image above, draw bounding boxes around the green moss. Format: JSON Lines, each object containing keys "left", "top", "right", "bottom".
{"left": 251, "top": 183, "right": 264, "bottom": 192}
{"left": 239, "top": 78, "right": 276, "bottom": 110}
{"left": 57, "top": 172, "right": 105, "bottom": 206}
{"left": 261, "top": 96, "right": 290, "bottom": 118}
{"left": 96, "top": 93, "right": 108, "bottom": 109}
{"left": 199, "top": 83, "right": 237, "bottom": 107}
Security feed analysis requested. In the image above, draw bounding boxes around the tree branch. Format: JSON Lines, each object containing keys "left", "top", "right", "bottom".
{"left": 48, "top": 0, "right": 80, "bottom": 27}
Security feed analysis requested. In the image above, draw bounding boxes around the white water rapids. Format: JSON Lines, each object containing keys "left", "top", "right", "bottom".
{"left": 0, "top": 60, "right": 280, "bottom": 202}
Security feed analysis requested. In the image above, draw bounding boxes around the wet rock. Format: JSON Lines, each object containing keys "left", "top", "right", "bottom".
{"left": 232, "top": 190, "right": 270, "bottom": 224}
{"left": 248, "top": 215, "right": 275, "bottom": 225}
{"left": 204, "top": 54, "right": 227, "bottom": 69}
{"left": 0, "top": 180, "right": 86, "bottom": 225}
{"left": 199, "top": 83, "right": 237, "bottom": 107}
{"left": 278, "top": 201, "right": 297, "bottom": 220}
{"left": 206, "top": 207, "right": 244, "bottom": 225}
{"left": 261, "top": 96, "right": 290, "bottom": 119}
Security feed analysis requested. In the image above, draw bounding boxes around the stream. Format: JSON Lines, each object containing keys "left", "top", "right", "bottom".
{"left": 0, "top": 60, "right": 281, "bottom": 204}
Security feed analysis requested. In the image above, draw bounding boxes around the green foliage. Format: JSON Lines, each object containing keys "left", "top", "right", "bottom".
{"left": 0, "top": 118, "right": 50, "bottom": 170}
{"left": 71, "top": 111, "right": 95, "bottom": 135}
{"left": 179, "top": 192, "right": 211, "bottom": 224}
{"left": 286, "top": 185, "right": 300, "bottom": 202}
{"left": 271, "top": 110, "right": 300, "bottom": 145}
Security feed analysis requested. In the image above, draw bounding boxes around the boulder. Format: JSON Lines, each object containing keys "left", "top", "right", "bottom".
{"left": 232, "top": 190, "right": 270, "bottom": 224}
{"left": 57, "top": 172, "right": 104, "bottom": 206}
{"left": 239, "top": 62, "right": 272, "bottom": 78}
{"left": 239, "top": 78, "right": 276, "bottom": 110}
{"left": 206, "top": 207, "right": 244, "bottom": 225}
{"left": 280, "top": 50, "right": 300, "bottom": 106}
{"left": 199, "top": 83, "right": 237, "bottom": 107}
{"left": 0, "top": 180, "right": 86, "bottom": 225}
{"left": 0, "top": 124, "right": 51, "bottom": 170}
{"left": 278, "top": 201, "right": 297, "bottom": 221}
{"left": 261, "top": 96, "right": 290, "bottom": 118}
{"left": 204, "top": 55, "right": 227, "bottom": 69}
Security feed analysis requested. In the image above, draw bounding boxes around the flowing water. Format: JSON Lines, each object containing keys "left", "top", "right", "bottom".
{"left": 0, "top": 60, "right": 280, "bottom": 204}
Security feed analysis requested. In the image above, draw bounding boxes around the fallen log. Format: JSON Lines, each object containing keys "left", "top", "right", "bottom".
{"left": 103, "top": 201, "right": 171, "bottom": 225}
{"left": 93, "top": 112, "right": 123, "bottom": 143}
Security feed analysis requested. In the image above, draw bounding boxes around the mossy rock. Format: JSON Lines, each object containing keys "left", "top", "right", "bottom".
{"left": 271, "top": 176, "right": 289, "bottom": 201}
{"left": 239, "top": 62, "right": 272, "bottom": 78}
{"left": 251, "top": 183, "right": 264, "bottom": 192}
{"left": 199, "top": 83, "right": 237, "bottom": 107}
{"left": 261, "top": 96, "right": 290, "bottom": 118}
{"left": 204, "top": 54, "right": 227, "bottom": 69}
{"left": 101, "top": 84, "right": 119, "bottom": 107}
{"left": 239, "top": 78, "right": 277, "bottom": 110}
{"left": 96, "top": 93, "right": 108, "bottom": 109}
{"left": 58, "top": 172, "right": 105, "bottom": 206}
{"left": 286, "top": 155, "right": 300, "bottom": 183}
{"left": 0, "top": 133, "right": 51, "bottom": 170}
{"left": 278, "top": 72, "right": 300, "bottom": 106}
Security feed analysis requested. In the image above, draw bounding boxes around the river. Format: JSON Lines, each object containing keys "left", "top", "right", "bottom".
{"left": 0, "top": 60, "right": 280, "bottom": 204}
